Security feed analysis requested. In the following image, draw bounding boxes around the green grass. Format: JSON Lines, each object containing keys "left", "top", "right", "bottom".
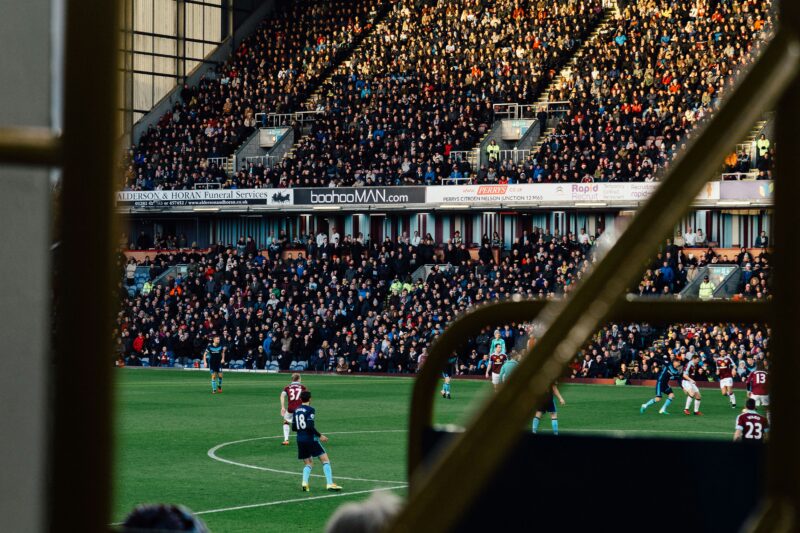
{"left": 114, "top": 370, "right": 740, "bottom": 531}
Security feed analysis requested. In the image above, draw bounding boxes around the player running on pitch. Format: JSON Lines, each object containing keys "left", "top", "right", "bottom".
{"left": 746, "top": 362, "right": 770, "bottom": 422}
{"left": 293, "top": 390, "right": 342, "bottom": 492}
{"left": 532, "top": 384, "right": 565, "bottom": 435}
{"left": 682, "top": 353, "right": 703, "bottom": 416}
{"left": 715, "top": 350, "right": 737, "bottom": 409}
{"left": 641, "top": 357, "right": 682, "bottom": 415}
{"left": 203, "top": 335, "right": 225, "bottom": 394}
{"left": 734, "top": 398, "right": 769, "bottom": 441}
{"left": 280, "top": 373, "right": 307, "bottom": 445}
{"left": 485, "top": 343, "right": 507, "bottom": 391}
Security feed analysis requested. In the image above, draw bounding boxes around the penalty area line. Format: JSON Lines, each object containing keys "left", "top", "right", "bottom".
{"left": 193, "top": 485, "right": 408, "bottom": 516}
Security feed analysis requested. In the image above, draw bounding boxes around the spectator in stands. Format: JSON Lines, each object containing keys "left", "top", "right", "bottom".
{"left": 755, "top": 230, "right": 769, "bottom": 248}
{"left": 698, "top": 275, "right": 716, "bottom": 300}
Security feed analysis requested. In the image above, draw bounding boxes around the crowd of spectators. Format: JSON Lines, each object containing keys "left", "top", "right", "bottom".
{"left": 116, "top": 225, "right": 771, "bottom": 383}
{"left": 123, "top": 0, "right": 388, "bottom": 191}
{"left": 634, "top": 232, "right": 771, "bottom": 299}
{"left": 115, "top": 226, "right": 601, "bottom": 371}
{"left": 120, "top": 0, "right": 776, "bottom": 191}
{"left": 528, "top": 0, "right": 774, "bottom": 184}
{"left": 570, "top": 321, "right": 769, "bottom": 385}
{"left": 196, "top": 0, "right": 604, "bottom": 189}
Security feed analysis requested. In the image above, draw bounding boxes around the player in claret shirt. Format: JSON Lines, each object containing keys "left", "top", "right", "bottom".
{"left": 293, "top": 390, "right": 342, "bottom": 492}
{"left": 734, "top": 398, "right": 769, "bottom": 441}
{"left": 485, "top": 343, "right": 507, "bottom": 391}
{"left": 746, "top": 362, "right": 770, "bottom": 421}
{"left": 280, "top": 373, "right": 307, "bottom": 446}
{"left": 682, "top": 353, "right": 703, "bottom": 416}
{"left": 715, "top": 349, "right": 737, "bottom": 409}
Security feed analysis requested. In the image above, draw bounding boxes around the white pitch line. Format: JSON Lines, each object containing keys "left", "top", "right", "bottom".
{"left": 208, "top": 430, "right": 408, "bottom": 484}
{"left": 193, "top": 485, "right": 407, "bottom": 516}
{"left": 110, "top": 485, "right": 407, "bottom": 524}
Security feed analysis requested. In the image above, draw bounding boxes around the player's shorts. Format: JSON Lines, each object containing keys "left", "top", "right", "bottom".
{"left": 491, "top": 372, "right": 501, "bottom": 385}
{"left": 719, "top": 377, "right": 733, "bottom": 389}
{"left": 537, "top": 397, "right": 557, "bottom": 413}
{"left": 751, "top": 394, "right": 769, "bottom": 407}
{"left": 209, "top": 356, "right": 222, "bottom": 373}
{"left": 297, "top": 439, "right": 325, "bottom": 460}
{"left": 655, "top": 382, "right": 673, "bottom": 398}
{"left": 682, "top": 381, "right": 700, "bottom": 396}
{"left": 283, "top": 411, "right": 294, "bottom": 424}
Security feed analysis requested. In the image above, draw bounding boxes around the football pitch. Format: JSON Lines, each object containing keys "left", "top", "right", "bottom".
{"left": 114, "top": 370, "right": 739, "bottom": 532}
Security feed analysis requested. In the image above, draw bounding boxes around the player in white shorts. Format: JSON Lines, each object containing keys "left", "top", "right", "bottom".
{"left": 682, "top": 353, "right": 703, "bottom": 416}
{"left": 715, "top": 350, "right": 737, "bottom": 409}
{"left": 746, "top": 365, "right": 770, "bottom": 408}
{"left": 485, "top": 344, "right": 507, "bottom": 391}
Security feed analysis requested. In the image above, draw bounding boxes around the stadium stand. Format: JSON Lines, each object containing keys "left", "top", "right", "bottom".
{"left": 266, "top": 0, "right": 604, "bottom": 188}
{"left": 531, "top": 0, "right": 774, "bottom": 183}
{"left": 115, "top": 229, "right": 771, "bottom": 382}
{"left": 124, "top": 0, "right": 390, "bottom": 191}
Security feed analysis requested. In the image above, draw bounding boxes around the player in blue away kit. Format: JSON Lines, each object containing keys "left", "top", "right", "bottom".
{"left": 532, "top": 384, "right": 565, "bottom": 435}
{"left": 441, "top": 373, "right": 452, "bottom": 399}
{"left": 641, "top": 358, "right": 682, "bottom": 414}
{"left": 440, "top": 355, "right": 458, "bottom": 399}
{"left": 293, "top": 390, "right": 342, "bottom": 492}
{"left": 203, "top": 335, "right": 225, "bottom": 394}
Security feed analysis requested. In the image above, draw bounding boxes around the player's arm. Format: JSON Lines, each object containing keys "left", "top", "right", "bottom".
{"left": 202, "top": 348, "right": 208, "bottom": 367}
{"left": 309, "top": 415, "right": 327, "bottom": 442}
{"left": 221, "top": 346, "right": 227, "bottom": 364}
{"left": 484, "top": 359, "right": 490, "bottom": 378}
{"left": 683, "top": 370, "right": 695, "bottom": 384}
{"left": 280, "top": 390, "right": 287, "bottom": 417}
{"left": 553, "top": 384, "right": 565, "bottom": 405}
{"left": 733, "top": 428, "right": 743, "bottom": 441}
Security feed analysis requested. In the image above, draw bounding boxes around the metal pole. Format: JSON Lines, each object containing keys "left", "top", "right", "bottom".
{"left": 50, "top": 0, "right": 119, "bottom": 530}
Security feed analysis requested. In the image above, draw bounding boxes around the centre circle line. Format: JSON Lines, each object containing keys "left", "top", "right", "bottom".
{"left": 207, "top": 429, "right": 408, "bottom": 484}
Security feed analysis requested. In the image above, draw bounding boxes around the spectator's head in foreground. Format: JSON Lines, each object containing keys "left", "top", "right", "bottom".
{"left": 122, "top": 504, "right": 208, "bottom": 532}
{"left": 325, "top": 492, "right": 401, "bottom": 533}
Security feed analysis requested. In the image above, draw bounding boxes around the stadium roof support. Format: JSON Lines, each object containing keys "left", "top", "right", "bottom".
{"left": 392, "top": 23, "right": 800, "bottom": 533}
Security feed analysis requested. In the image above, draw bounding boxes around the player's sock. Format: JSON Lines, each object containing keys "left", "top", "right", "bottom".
{"left": 643, "top": 399, "right": 656, "bottom": 410}
{"left": 322, "top": 462, "right": 333, "bottom": 485}
{"left": 729, "top": 393, "right": 736, "bottom": 407}
{"left": 551, "top": 419, "right": 559, "bottom": 436}
{"left": 694, "top": 399, "right": 701, "bottom": 412}
{"left": 217, "top": 376, "right": 223, "bottom": 389}
{"left": 302, "top": 465, "right": 312, "bottom": 486}
{"left": 211, "top": 378, "right": 217, "bottom": 392}
{"left": 532, "top": 417, "right": 541, "bottom": 434}
{"left": 685, "top": 396, "right": 692, "bottom": 410}
{"left": 283, "top": 423, "right": 290, "bottom": 442}
{"left": 660, "top": 398, "right": 672, "bottom": 412}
